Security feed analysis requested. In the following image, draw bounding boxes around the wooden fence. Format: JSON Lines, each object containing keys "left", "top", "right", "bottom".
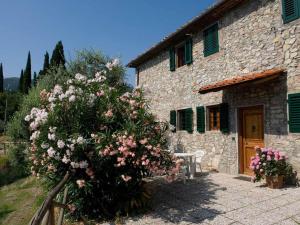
{"left": 0, "top": 142, "right": 28, "bottom": 155}
{"left": 29, "top": 172, "right": 71, "bottom": 225}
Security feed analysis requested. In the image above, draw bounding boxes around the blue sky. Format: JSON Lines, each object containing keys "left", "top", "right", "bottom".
{"left": 0, "top": 0, "right": 215, "bottom": 86}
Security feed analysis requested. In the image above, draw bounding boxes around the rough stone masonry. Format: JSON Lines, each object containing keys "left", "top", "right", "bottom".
{"left": 136, "top": 0, "right": 300, "bottom": 174}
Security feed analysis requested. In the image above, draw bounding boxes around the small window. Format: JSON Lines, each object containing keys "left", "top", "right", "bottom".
{"left": 178, "top": 109, "right": 187, "bottom": 130}
{"left": 288, "top": 93, "right": 300, "bottom": 133}
{"left": 176, "top": 45, "right": 186, "bottom": 68}
{"left": 282, "top": 0, "right": 300, "bottom": 23}
{"left": 170, "top": 108, "right": 193, "bottom": 133}
{"left": 203, "top": 23, "right": 219, "bottom": 57}
{"left": 208, "top": 106, "right": 220, "bottom": 131}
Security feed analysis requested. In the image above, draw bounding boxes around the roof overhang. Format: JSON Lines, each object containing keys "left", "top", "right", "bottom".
{"left": 198, "top": 68, "right": 285, "bottom": 94}
{"left": 127, "top": 0, "right": 248, "bottom": 68}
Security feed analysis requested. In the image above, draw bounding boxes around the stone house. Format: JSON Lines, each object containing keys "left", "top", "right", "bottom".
{"left": 128, "top": 0, "right": 300, "bottom": 175}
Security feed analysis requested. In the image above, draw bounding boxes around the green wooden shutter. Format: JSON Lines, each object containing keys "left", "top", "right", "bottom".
{"left": 169, "top": 48, "right": 176, "bottom": 71}
{"left": 185, "top": 38, "right": 193, "bottom": 65}
{"left": 196, "top": 106, "right": 205, "bottom": 133}
{"left": 288, "top": 93, "right": 300, "bottom": 133}
{"left": 204, "top": 23, "right": 219, "bottom": 57}
{"left": 170, "top": 110, "right": 177, "bottom": 132}
{"left": 184, "top": 108, "right": 193, "bottom": 133}
{"left": 282, "top": 0, "right": 299, "bottom": 23}
{"left": 220, "top": 103, "right": 229, "bottom": 133}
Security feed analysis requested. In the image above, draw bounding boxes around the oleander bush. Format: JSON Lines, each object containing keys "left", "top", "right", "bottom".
{"left": 26, "top": 62, "right": 179, "bottom": 220}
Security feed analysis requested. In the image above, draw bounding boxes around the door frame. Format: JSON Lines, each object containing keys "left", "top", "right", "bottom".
{"left": 238, "top": 105, "right": 265, "bottom": 174}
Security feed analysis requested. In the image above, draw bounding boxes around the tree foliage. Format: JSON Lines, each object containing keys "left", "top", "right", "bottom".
{"left": 0, "top": 63, "right": 3, "bottom": 93}
{"left": 23, "top": 52, "right": 32, "bottom": 94}
{"left": 50, "top": 41, "right": 66, "bottom": 69}
{"left": 19, "top": 70, "right": 24, "bottom": 93}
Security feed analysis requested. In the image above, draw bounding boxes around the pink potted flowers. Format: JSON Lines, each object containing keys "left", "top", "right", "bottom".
{"left": 250, "top": 147, "right": 289, "bottom": 189}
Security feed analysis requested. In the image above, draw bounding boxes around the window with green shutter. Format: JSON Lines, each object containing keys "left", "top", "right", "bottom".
{"left": 169, "top": 48, "right": 176, "bottom": 71}
{"left": 170, "top": 110, "right": 177, "bottom": 132}
{"left": 185, "top": 38, "right": 193, "bottom": 65}
{"left": 203, "top": 23, "right": 219, "bottom": 57}
{"left": 177, "top": 108, "right": 193, "bottom": 133}
{"left": 288, "top": 93, "right": 300, "bottom": 133}
{"left": 196, "top": 106, "right": 205, "bottom": 133}
{"left": 282, "top": 0, "right": 300, "bottom": 23}
{"left": 184, "top": 108, "right": 193, "bottom": 133}
{"left": 220, "top": 103, "right": 229, "bottom": 133}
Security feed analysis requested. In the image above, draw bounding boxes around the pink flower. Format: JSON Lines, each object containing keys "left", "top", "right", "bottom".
{"left": 121, "top": 175, "right": 132, "bottom": 182}
{"left": 76, "top": 179, "right": 86, "bottom": 188}
{"left": 96, "top": 90, "right": 104, "bottom": 97}
{"left": 68, "top": 204, "right": 76, "bottom": 213}
{"left": 139, "top": 138, "right": 148, "bottom": 145}
{"left": 104, "top": 109, "right": 113, "bottom": 118}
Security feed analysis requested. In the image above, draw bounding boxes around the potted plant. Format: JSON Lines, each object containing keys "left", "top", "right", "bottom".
{"left": 250, "top": 147, "right": 290, "bottom": 189}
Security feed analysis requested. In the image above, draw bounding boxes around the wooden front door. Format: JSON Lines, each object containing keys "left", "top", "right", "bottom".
{"left": 239, "top": 106, "right": 264, "bottom": 175}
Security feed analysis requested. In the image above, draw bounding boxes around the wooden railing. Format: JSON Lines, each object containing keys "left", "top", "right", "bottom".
{"left": 0, "top": 141, "right": 28, "bottom": 155}
{"left": 29, "top": 172, "right": 70, "bottom": 225}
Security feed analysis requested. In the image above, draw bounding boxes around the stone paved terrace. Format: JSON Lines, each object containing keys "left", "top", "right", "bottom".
{"left": 101, "top": 172, "right": 300, "bottom": 225}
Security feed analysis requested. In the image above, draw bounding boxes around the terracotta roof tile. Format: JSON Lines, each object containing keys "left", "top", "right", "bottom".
{"left": 198, "top": 68, "right": 285, "bottom": 94}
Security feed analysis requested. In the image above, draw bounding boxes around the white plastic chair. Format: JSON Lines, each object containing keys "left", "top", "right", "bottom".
{"left": 194, "top": 150, "right": 205, "bottom": 174}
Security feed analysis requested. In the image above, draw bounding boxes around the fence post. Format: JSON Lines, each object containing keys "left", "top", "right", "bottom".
{"left": 57, "top": 187, "right": 68, "bottom": 225}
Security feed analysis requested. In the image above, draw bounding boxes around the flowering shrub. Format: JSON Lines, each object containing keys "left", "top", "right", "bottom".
{"left": 250, "top": 147, "right": 289, "bottom": 182}
{"left": 25, "top": 62, "right": 179, "bottom": 219}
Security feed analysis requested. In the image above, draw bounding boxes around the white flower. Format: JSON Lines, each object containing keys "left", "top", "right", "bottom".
{"left": 30, "top": 122, "right": 38, "bottom": 131}
{"left": 47, "top": 147, "right": 56, "bottom": 157}
{"left": 69, "top": 95, "right": 76, "bottom": 102}
{"left": 71, "top": 162, "right": 80, "bottom": 168}
{"left": 48, "top": 96, "right": 56, "bottom": 103}
{"left": 67, "top": 79, "right": 73, "bottom": 84}
{"left": 62, "top": 155, "right": 70, "bottom": 164}
{"left": 79, "top": 160, "right": 88, "bottom": 169}
{"left": 88, "top": 93, "right": 96, "bottom": 105}
{"left": 57, "top": 140, "right": 65, "bottom": 149}
{"left": 76, "top": 88, "right": 83, "bottom": 95}
{"left": 69, "top": 143, "right": 75, "bottom": 150}
{"left": 58, "top": 93, "right": 66, "bottom": 101}
{"left": 49, "top": 127, "right": 57, "bottom": 133}
{"left": 25, "top": 115, "right": 31, "bottom": 122}
{"left": 76, "top": 136, "right": 85, "bottom": 144}
{"left": 41, "top": 143, "right": 49, "bottom": 149}
{"left": 30, "top": 131, "right": 40, "bottom": 141}
{"left": 53, "top": 85, "right": 63, "bottom": 95}
{"left": 75, "top": 73, "right": 87, "bottom": 82}
{"left": 50, "top": 103, "right": 56, "bottom": 111}
{"left": 106, "top": 58, "right": 120, "bottom": 71}
{"left": 48, "top": 133, "right": 56, "bottom": 141}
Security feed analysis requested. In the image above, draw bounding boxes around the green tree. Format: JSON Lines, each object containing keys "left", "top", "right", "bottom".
{"left": 23, "top": 52, "right": 32, "bottom": 94}
{"left": 0, "top": 63, "right": 3, "bottom": 93}
{"left": 19, "top": 69, "right": 24, "bottom": 93}
{"left": 33, "top": 72, "right": 37, "bottom": 87}
{"left": 38, "top": 51, "right": 50, "bottom": 77}
{"left": 50, "top": 41, "right": 66, "bottom": 68}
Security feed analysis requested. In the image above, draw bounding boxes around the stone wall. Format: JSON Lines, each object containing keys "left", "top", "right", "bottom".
{"left": 137, "top": 0, "right": 300, "bottom": 174}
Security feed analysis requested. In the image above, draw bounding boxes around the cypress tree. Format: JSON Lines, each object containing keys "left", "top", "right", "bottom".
{"left": 43, "top": 51, "right": 50, "bottom": 71}
{"left": 33, "top": 72, "right": 37, "bottom": 87}
{"left": 19, "top": 69, "right": 24, "bottom": 93}
{"left": 50, "top": 41, "right": 66, "bottom": 68}
{"left": 0, "top": 63, "right": 3, "bottom": 93}
{"left": 39, "top": 51, "right": 50, "bottom": 77}
{"left": 23, "top": 51, "right": 32, "bottom": 94}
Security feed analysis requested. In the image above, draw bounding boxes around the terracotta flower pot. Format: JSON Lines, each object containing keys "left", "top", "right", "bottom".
{"left": 266, "top": 175, "right": 284, "bottom": 189}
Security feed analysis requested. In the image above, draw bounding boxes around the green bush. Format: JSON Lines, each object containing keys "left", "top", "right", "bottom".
{"left": 26, "top": 65, "right": 178, "bottom": 220}
{"left": 0, "top": 155, "right": 9, "bottom": 170}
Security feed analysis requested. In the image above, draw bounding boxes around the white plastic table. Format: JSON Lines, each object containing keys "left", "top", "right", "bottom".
{"left": 174, "top": 152, "right": 196, "bottom": 179}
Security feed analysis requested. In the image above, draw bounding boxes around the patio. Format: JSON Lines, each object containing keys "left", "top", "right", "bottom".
{"left": 102, "top": 172, "right": 300, "bottom": 225}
